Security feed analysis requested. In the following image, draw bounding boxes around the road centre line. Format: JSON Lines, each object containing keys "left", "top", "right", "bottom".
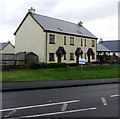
{"left": 11, "top": 107, "right": 97, "bottom": 119}
{"left": 0, "top": 100, "right": 79, "bottom": 112}
{"left": 110, "top": 94, "right": 120, "bottom": 98}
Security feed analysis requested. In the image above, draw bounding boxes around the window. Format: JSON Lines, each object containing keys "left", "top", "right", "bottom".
{"left": 81, "top": 38, "right": 83, "bottom": 46}
{"left": 49, "top": 34, "right": 55, "bottom": 44}
{"left": 85, "top": 53, "right": 87, "bottom": 59}
{"left": 64, "top": 54, "right": 66, "bottom": 60}
{"left": 49, "top": 53, "right": 54, "bottom": 61}
{"left": 92, "top": 40, "right": 95, "bottom": 47}
{"left": 64, "top": 36, "right": 66, "bottom": 45}
{"left": 70, "top": 37, "right": 74, "bottom": 45}
{"left": 81, "top": 54, "right": 83, "bottom": 58}
{"left": 92, "top": 53, "right": 95, "bottom": 59}
{"left": 70, "top": 53, "right": 74, "bottom": 60}
{"left": 84, "top": 39, "right": 86, "bottom": 47}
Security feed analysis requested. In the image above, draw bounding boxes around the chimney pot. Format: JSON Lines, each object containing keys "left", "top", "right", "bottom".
{"left": 78, "top": 21, "right": 83, "bottom": 26}
{"left": 28, "top": 7, "right": 35, "bottom": 13}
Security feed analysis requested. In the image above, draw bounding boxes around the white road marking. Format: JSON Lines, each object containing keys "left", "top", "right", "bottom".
{"left": 11, "top": 107, "right": 97, "bottom": 119}
{"left": 4, "top": 110, "right": 17, "bottom": 118}
{"left": 101, "top": 97, "right": 107, "bottom": 106}
{"left": 0, "top": 99, "right": 79, "bottom": 112}
{"left": 61, "top": 103, "right": 67, "bottom": 111}
{"left": 110, "top": 94, "right": 120, "bottom": 98}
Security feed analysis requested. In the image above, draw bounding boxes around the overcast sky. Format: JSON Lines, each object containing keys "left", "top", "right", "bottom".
{"left": 0, "top": 0, "right": 119, "bottom": 45}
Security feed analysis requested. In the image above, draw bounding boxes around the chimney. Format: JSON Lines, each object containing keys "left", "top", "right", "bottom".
{"left": 78, "top": 21, "right": 83, "bottom": 26}
{"left": 100, "top": 38, "right": 103, "bottom": 43}
{"left": 28, "top": 7, "right": 35, "bottom": 13}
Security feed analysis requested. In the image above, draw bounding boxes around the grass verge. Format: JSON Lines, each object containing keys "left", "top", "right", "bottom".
{"left": 2, "top": 64, "right": 119, "bottom": 82}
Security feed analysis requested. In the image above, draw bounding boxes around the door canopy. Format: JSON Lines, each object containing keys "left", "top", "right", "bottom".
{"left": 56, "top": 47, "right": 66, "bottom": 55}
{"left": 75, "top": 48, "right": 83, "bottom": 56}
{"left": 87, "top": 48, "right": 94, "bottom": 55}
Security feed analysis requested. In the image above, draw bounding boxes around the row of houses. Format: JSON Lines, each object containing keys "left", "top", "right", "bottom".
{"left": 1, "top": 7, "right": 120, "bottom": 64}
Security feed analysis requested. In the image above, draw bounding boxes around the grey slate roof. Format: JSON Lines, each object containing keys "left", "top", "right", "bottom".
{"left": 0, "top": 42, "right": 9, "bottom": 50}
{"left": 97, "top": 44, "right": 110, "bottom": 52}
{"left": 31, "top": 13, "right": 97, "bottom": 39}
{"left": 97, "top": 40, "right": 120, "bottom": 52}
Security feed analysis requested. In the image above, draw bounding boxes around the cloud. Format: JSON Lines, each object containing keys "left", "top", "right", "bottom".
{"left": 50, "top": 0, "right": 118, "bottom": 23}
{"left": 0, "top": 0, "right": 118, "bottom": 44}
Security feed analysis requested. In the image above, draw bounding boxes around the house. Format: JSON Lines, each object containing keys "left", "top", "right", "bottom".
{"left": 14, "top": 7, "right": 97, "bottom": 63}
{"left": 97, "top": 40, "right": 120, "bottom": 62}
{"left": 0, "top": 41, "right": 15, "bottom": 54}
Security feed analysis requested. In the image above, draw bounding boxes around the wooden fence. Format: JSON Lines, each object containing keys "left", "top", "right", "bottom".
{"left": 0, "top": 52, "right": 39, "bottom": 65}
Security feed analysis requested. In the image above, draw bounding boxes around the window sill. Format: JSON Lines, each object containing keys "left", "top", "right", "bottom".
{"left": 49, "top": 43, "right": 55, "bottom": 44}
{"left": 70, "top": 59, "right": 74, "bottom": 61}
{"left": 49, "top": 60, "right": 55, "bottom": 61}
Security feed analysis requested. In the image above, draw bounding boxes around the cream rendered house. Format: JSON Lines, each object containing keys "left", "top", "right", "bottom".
{"left": 15, "top": 7, "right": 97, "bottom": 63}
{"left": 0, "top": 41, "right": 15, "bottom": 54}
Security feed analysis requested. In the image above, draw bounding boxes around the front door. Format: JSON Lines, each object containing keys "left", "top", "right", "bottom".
{"left": 76, "top": 55, "right": 79, "bottom": 64}
{"left": 88, "top": 54, "right": 90, "bottom": 63}
{"left": 58, "top": 54, "right": 61, "bottom": 63}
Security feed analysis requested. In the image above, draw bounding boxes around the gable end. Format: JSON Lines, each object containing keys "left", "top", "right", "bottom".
{"left": 14, "top": 13, "right": 46, "bottom": 35}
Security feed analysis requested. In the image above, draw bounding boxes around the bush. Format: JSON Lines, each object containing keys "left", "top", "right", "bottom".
{"left": 67, "top": 63, "right": 78, "bottom": 67}
{"left": 27, "top": 63, "right": 67, "bottom": 69}
{"left": 47, "top": 63, "right": 67, "bottom": 68}
{"left": 27, "top": 63, "right": 41, "bottom": 69}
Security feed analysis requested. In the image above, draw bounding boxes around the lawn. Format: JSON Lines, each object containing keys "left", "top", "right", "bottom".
{"left": 2, "top": 64, "right": 119, "bottom": 82}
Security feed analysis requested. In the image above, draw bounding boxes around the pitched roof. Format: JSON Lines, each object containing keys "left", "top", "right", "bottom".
{"left": 0, "top": 41, "right": 15, "bottom": 50}
{"left": 0, "top": 42, "right": 9, "bottom": 50}
{"left": 14, "top": 12, "right": 97, "bottom": 39}
{"left": 97, "top": 40, "right": 120, "bottom": 52}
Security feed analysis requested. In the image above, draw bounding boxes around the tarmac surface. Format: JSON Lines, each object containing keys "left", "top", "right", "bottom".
{"left": 2, "top": 83, "right": 119, "bottom": 118}
{"left": 2, "top": 78, "right": 120, "bottom": 92}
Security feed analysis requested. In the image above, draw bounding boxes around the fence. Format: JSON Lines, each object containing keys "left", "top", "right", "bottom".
{"left": 0, "top": 52, "right": 39, "bottom": 65}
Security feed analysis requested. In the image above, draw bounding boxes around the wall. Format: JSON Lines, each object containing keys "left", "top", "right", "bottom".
{"left": 2, "top": 44, "right": 15, "bottom": 54}
{"left": 47, "top": 32, "right": 97, "bottom": 63}
{"left": 15, "top": 14, "right": 46, "bottom": 62}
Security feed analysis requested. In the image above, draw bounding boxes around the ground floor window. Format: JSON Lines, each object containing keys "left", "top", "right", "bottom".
{"left": 92, "top": 53, "right": 95, "bottom": 59}
{"left": 85, "top": 53, "right": 87, "bottom": 59}
{"left": 49, "top": 53, "right": 54, "bottom": 61}
{"left": 81, "top": 54, "right": 83, "bottom": 58}
{"left": 70, "top": 53, "right": 74, "bottom": 60}
{"left": 64, "top": 54, "right": 66, "bottom": 60}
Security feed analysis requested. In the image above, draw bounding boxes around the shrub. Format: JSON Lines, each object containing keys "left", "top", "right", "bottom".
{"left": 27, "top": 63, "right": 41, "bottom": 69}
{"left": 46, "top": 63, "right": 67, "bottom": 68}
{"left": 27, "top": 63, "right": 67, "bottom": 69}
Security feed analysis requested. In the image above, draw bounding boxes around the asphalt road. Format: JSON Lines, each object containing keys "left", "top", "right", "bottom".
{"left": 1, "top": 83, "right": 119, "bottom": 118}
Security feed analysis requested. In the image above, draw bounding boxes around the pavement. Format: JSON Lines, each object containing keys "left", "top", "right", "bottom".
{"left": 2, "top": 78, "right": 120, "bottom": 92}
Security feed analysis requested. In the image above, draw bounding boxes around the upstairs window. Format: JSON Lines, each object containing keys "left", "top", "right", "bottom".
{"left": 70, "top": 37, "right": 74, "bottom": 45}
{"left": 92, "top": 40, "right": 95, "bottom": 47}
{"left": 84, "top": 39, "right": 86, "bottom": 47}
{"left": 64, "top": 36, "right": 66, "bottom": 45}
{"left": 49, "top": 34, "right": 55, "bottom": 44}
{"left": 81, "top": 38, "right": 83, "bottom": 46}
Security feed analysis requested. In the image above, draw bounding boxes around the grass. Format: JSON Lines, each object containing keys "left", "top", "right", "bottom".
{"left": 2, "top": 64, "right": 119, "bottom": 82}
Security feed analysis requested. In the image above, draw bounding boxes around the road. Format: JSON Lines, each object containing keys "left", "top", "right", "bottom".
{"left": 1, "top": 83, "right": 119, "bottom": 118}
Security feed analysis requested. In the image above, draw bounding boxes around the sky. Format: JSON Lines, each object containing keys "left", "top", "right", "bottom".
{"left": 0, "top": 0, "right": 119, "bottom": 45}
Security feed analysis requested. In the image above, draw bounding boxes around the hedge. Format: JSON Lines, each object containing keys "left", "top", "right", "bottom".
{"left": 27, "top": 63, "right": 67, "bottom": 69}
